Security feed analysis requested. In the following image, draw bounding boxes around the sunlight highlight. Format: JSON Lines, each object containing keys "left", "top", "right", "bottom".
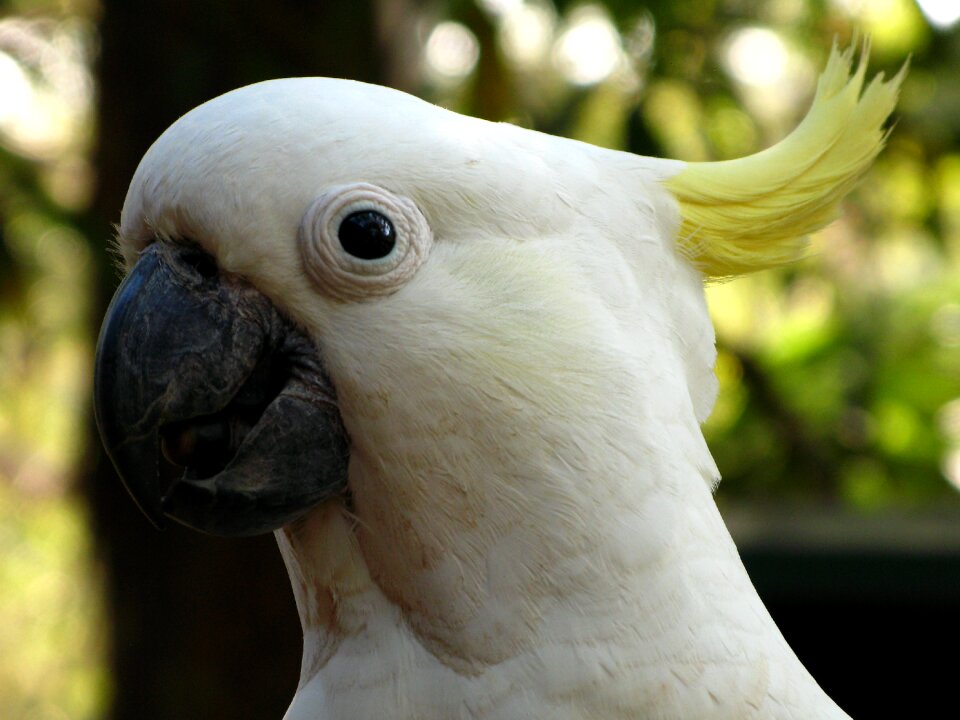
{"left": 0, "top": 51, "right": 32, "bottom": 123}
{"left": 944, "top": 449, "right": 960, "bottom": 491}
{"left": 0, "top": 47, "right": 73, "bottom": 157}
{"left": 721, "top": 27, "right": 814, "bottom": 126}
{"left": 478, "top": 0, "right": 524, "bottom": 17}
{"left": 500, "top": 0, "right": 555, "bottom": 67}
{"left": 915, "top": 0, "right": 960, "bottom": 28}
{"left": 724, "top": 27, "right": 789, "bottom": 87}
{"left": 552, "top": 5, "right": 622, "bottom": 86}
{"left": 0, "top": 19, "right": 93, "bottom": 159}
{"left": 938, "top": 398, "right": 960, "bottom": 493}
{"left": 424, "top": 21, "right": 480, "bottom": 82}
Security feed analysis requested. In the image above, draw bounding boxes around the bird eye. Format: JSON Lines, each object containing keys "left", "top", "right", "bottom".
{"left": 299, "top": 182, "right": 433, "bottom": 302}
{"left": 338, "top": 211, "right": 396, "bottom": 260}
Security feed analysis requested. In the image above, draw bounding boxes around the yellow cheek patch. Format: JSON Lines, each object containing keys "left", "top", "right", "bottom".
{"left": 665, "top": 40, "right": 906, "bottom": 278}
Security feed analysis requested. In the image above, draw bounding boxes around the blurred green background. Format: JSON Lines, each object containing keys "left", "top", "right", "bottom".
{"left": 1, "top": 0, "right": 958, "bottom": 718}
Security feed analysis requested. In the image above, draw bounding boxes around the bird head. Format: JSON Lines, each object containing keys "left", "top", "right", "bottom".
{"left": 95, "top": 45, "right": 902, "bottom": 649}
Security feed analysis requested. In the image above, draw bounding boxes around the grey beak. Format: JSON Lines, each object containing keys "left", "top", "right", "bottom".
{"left": 94, "top": 242, "right": 349, "bottom": 536}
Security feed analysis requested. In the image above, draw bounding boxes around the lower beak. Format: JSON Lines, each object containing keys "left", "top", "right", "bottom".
{"left": 94, "top": 241, "right": 349, "bottom": 536}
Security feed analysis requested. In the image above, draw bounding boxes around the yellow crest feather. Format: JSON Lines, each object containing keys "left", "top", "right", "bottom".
{"left": 665, "top": 40, "right": 906, "bottom": 278}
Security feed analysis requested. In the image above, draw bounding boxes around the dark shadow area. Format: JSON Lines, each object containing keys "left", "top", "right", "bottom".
{"left": 746, "top": 551, "right": 960, "bottom": 717}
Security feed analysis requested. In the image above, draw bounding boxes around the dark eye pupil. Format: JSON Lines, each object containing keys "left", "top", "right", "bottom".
{"left": 338, "top": 211, "right": 396, "bottom": 260}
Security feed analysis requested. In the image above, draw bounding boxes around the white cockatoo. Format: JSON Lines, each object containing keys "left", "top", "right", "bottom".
{"left": 94, "top": 42, "right": 902, "bottom": 719}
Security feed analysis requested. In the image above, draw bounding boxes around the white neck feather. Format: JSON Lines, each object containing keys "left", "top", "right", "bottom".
{"left": 276, "top": 464, "right": 849, "bottom": 720}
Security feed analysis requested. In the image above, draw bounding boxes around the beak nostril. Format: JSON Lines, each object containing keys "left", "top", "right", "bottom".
{"left": 179, "top": 245, "right": 219, "bottom": 281}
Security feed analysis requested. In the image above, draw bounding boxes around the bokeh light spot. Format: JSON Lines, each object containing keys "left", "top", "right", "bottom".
{"left": 552, "top": 5, "right": 622, "bottom": 86}
{"left": 915, "top": 0, "right": 960, "bottom": 29}
{"left": 725, "top": 27, "right": 789, "bottom": 87}
{"left": 425, "top": 21, "right": 480, "bottom": 82}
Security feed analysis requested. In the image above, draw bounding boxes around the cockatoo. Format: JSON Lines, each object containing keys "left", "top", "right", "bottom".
{"left": 94, "top": 42, "right": 902, "bottom": 719}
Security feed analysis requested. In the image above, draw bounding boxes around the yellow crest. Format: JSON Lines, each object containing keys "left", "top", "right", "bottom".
{"left": 665, "top": 40, "right": 906, "bottom": 278}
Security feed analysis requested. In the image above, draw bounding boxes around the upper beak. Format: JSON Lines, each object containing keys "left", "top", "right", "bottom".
{"left": 94, "top": 241, "right": 350, "bottom": 536}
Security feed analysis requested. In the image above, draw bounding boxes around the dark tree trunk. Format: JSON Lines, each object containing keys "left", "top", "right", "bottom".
{"left": 84, "top": 3, "right": 403, "bottom": 717}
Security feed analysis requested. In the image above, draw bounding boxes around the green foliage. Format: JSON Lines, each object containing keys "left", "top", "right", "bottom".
{"left": 0, "top": 7, "right": 103, "bottom": 716}
{"left": 0, "top": 483, "right": 108, "bottom": 720}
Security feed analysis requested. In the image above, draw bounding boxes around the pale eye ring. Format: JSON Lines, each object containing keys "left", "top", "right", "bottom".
{"left": 299, "top": 183, "right": 432, "bottom": 301}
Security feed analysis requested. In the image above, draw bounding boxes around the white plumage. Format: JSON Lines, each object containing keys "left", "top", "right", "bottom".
{"left": 111, "top": 44, "right": 901, "bottom": 719}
